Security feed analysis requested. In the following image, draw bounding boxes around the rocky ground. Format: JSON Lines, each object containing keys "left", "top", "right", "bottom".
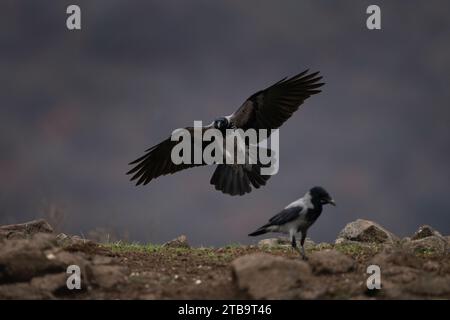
{"left": 0, "top": 219, "right": 449, "bottom": 299}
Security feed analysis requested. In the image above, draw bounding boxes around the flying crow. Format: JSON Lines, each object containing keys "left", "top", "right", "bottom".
{"left": 248, "top": 186, "right": 335, "bottom": 259}
{"left": 127, "top": 70, "right": 324, "bottom": 195}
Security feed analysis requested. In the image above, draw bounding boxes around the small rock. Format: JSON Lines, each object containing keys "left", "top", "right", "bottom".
{"left": 56, "top": 233, "right": 69, "bottom": 242}
{"left": 258, "top": 237, "right": 315, "bottom": 249}
{"left": 231, "top": 253, "right": 314, "bottom": 299}
{"left": 45, "top": 253, "right": 56, "bottom": 260}
{"left": 308, "top": 249, "right": 355, "bottom": 274}
{"left": 56, "top": 233, "right": 93, "bottom": 247}
{"left": 315, "top": 242, "right": 333, "bottom": 250}
{"left": 162, "top": 235, "right": 190, "bottom": 248}
{"left": 70, "top": 236, "right": 93, "bottom": 245}
{"left": 257, "top": 238, "right": 280, "bottom": 248}
{"left": 338, "top": 219, "right": 399, "bottom": 244}
{"left": 411, "top": 225, "right": 442, "bottom": 240}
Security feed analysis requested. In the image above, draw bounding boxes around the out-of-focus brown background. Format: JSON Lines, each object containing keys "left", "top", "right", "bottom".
{"left": 1, "top": 1, "right": 449, "bottom": 245}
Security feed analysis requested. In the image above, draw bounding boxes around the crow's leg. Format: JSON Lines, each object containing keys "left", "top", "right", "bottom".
{"left": 291, "top": 234, "right": 303, "bottom": 259}
{"left": 300, "top": 231, "right": 308, "bottom": 260}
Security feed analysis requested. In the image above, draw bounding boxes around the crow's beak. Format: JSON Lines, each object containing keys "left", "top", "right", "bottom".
{"left": 328, "top": 199, "right": 336, "bottom": 206}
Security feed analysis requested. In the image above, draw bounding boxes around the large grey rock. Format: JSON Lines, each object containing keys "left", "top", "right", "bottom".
{"left": 403, "top": 236, "right": 448, "bottom": 255}
{"left": 0, "top": 221, "right": 130, "bottom": 299}
{"left": 411, "top": 225, "right": 442, "bottom": 240}
{"left": 308, "top": 249, "right": 355, "bottom": 274}
{"left": 231, "top": 253, "right": 317, "bottom": 299}
{"left": 0, "top": 219, "right": 53, "bottom": 240}
{"left": 337, "top": 219, "right": 399, "bottom": 244}
{"left": 0, "top": 234, "right": 64, "bottom": 283}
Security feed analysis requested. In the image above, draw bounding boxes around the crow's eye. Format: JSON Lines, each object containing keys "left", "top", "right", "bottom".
{"left": 215, "top": 119, "right": 228, "bottom": 129}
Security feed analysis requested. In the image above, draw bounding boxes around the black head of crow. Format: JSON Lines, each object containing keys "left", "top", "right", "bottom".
{"left": 213, "top": 117, "right": 230, "bottom": 131}
{"left": 249, "top": 186, "right": 335, "bottom": 260}
{"left": 127, "top": 70, "right": 324, "bottom": 196}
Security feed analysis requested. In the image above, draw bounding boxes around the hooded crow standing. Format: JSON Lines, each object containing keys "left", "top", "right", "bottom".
{"left": 249, "top": 186, "right": 335, "bottom": 259}
{"left": 127, "top": 70, "right": 324, "bottom": 195}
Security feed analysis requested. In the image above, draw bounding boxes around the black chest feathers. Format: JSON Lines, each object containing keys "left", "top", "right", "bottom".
{"left": 304, "top": 201, "right": 323, "bottom": 224}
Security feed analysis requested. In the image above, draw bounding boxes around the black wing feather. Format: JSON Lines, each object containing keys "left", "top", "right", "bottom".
{"left": 230, "top": 70, "right": 324, "bottom": 130}
{"left": 127, "top": 127, "right": 208, "bottom": 186}
{"left": 268, "top": 207, "right": 302, "bottom": 225}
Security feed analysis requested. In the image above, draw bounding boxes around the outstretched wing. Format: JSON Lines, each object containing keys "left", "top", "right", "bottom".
{"left": 127, "top": 127, "right": 210, "bottom": 186}
{"left": 230, "top": 70, "right": 324, "bottom": 130}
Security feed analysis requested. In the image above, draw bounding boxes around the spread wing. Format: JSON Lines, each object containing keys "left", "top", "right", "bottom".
{"left": 230, "top": 70, "right": 324, "bottom": 130}
{"left": 127, "top": 126, "right": 210, "bottom": 186}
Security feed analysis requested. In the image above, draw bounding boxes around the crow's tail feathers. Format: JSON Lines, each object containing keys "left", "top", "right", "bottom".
{"left": 210, "top": 164, "right": 271, "bottom": 196}
{"left": 248, "top": 227, "right": 269, "bottom": 237}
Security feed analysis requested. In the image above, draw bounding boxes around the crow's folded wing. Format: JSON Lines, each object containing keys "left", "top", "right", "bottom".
{"left": 268, "top": 207, "right": 302, "bottom": 226}
{"left": 230, "top": 70, "right": 324, "bottom": 130}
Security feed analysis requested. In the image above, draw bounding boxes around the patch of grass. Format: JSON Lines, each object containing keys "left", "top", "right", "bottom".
{"left": 223, "top": 242, "right": 242, "bottom": 249}
{"left": 334, "top": 242, "right": 382, "bottom": 260}
{"left": 103, "top": 240, "right": 388, "bottom": 263}
{"left": 414, "top": 247, "right": 438, "bottom": 257}
{"left": 315, "top": 243, "right": 334, "bottom": 250}
{"left": 102, "top": 241, "right": 163, "bottom": 253}
{"left": 102, "top": 241, "right": 232, "bottom": 262}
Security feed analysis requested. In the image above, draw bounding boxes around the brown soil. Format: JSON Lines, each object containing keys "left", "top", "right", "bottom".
{"left": 71, "top": 243, "right": 450, "bottom": 299}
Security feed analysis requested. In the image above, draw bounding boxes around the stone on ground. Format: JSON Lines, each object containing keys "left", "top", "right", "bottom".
{"left": 231, "top": 253, "right": 317, "bottom": 299}
{"left": 336, "top": 219, "right": 399, "bottom": 244}
{"left": 308, "top": 249, "right": 355, "bottom": 274}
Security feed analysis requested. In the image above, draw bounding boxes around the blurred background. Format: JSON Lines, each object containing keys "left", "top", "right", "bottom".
{"left": 1, "top": 0, "right": 449, "bottom": 245}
